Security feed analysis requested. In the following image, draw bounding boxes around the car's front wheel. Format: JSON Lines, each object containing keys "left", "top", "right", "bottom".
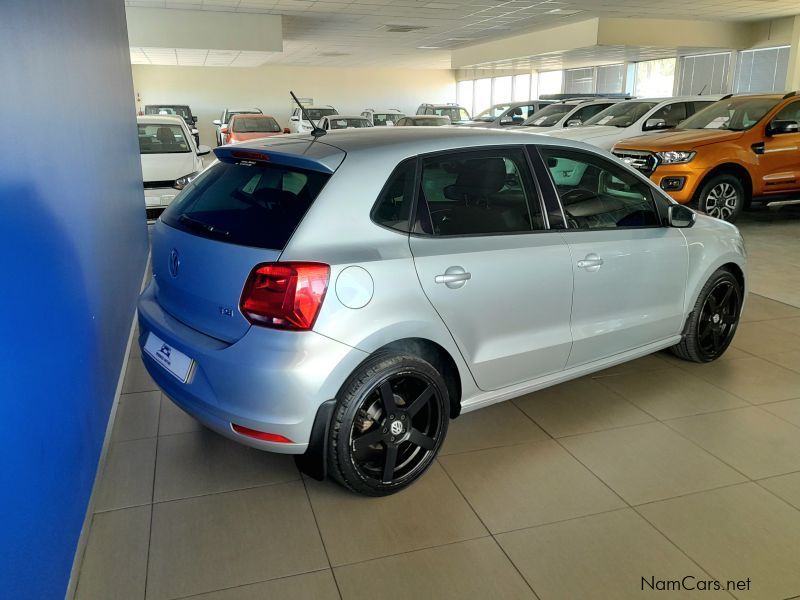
{"left": 671, "top": 268, "right": 742, "bottom": 362}
{"left": 328, "top": 352, "right": 449, "bottom": 496}
{"left": 694, "top": 174, "right": 745, "bottom": 222}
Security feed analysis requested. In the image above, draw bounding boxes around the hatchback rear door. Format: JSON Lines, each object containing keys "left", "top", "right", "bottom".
{"left": 409, "top": 146, "right": 573, "bottom": 391}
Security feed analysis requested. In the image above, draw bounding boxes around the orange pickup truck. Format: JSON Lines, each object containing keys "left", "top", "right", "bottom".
{"left": 612, "top": 92, "right": 800, "bottom": 222}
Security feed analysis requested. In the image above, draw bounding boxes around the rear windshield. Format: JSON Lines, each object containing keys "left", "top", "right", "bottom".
{"left": 138, "top": 123, "right": 190, "bottom": 154}
{"left": 232, "top": 116, "right": 281, "bottom": 133}
{"left": 161, "top": 161, "right": 331, "bottom": 250}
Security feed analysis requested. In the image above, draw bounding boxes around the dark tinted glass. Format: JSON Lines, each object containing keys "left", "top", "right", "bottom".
{"left": 572, "top": 103, "right": 613, "bottom": 124}
{"left": 773, "top": 100, "right": 800, "bottom": 122}
{"left": 650, "top": 102, "right": 687, "bottom": 127}
{"left": 161, "top": 161, "right": 330, "bottom": 250}
{"left": 418, "top": 148, "right": 543, "bottom": 236}
{"left": 539, "top": 147, "right": 660, "bottom": 230}
{"left": 232, "top": 116, "right": 281, "bottom": 133}
{"left": 371, "top": 160, "right": 416, "bottom": 232}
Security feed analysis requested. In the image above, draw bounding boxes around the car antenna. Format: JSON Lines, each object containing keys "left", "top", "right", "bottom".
{"left": 698, "top": 83, "right": 708, "bottom": 95}
{"left": 290, "top": 91, "right": 326, "bottom": 137}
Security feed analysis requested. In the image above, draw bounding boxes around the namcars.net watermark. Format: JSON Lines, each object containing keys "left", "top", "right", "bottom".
{"left": 642, "top": 576, "right": 751, "bottom": 593}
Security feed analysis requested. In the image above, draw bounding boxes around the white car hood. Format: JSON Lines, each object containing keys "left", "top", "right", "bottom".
{"left": 140, "top": 152, "right": 197, "bottom": 183}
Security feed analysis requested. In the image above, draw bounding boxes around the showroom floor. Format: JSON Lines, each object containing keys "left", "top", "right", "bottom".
{"left": 74, "top": 209, "right": 800, "bottom": 600}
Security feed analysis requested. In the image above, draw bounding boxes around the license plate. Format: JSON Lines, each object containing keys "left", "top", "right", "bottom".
{"left": 144, "top": 333, "right": 194, "bottom": 383}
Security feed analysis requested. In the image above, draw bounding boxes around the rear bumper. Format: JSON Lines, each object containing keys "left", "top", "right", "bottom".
{"left": 137, "top": 281, "right": 368, "bottom": 454}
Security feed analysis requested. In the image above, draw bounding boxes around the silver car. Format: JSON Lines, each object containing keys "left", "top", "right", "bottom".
{"left": 137, "top": 127, "right": 747, "bottom": 496}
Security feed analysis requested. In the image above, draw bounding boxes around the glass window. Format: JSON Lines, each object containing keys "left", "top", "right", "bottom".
{"left": 584, "top": 101, "right": 658, "bottom": 128}
{"left": 734, "top": 46, "right": 790, "bottom": 93}
{"left": 772, "top": 100, "right": 800, "bottom": 123}
{"left": 678, "top": 53, "right": 731, "bottom": 95}
{"left": 301, "top": 108, "right": 337, "bottom": 121}
{"left": 493, "top": 76, "right": 513, "bottom": 104}
{"left": 474, "top": 78, "right": 492, "bottom": 115}
{"left": 570, "top": 102, "right": 615, "bottom": 125}
{"left": 137, "top": 123, "right": 191, "bottom": 154}
{"left": 634, "top": 58, "right": 676, "bottom": 98}
{"left": 538, "top": 70, "right": 563, "bottom": 96}
{"left": 417, "top": 149, "right": 543, "bottom": 236}
{"left": 523, "top": 103, "right": 574, "bottom": 127}
{"left": 231, "top": 116, "right": 281, "bottom": 133}
{"left": 161, "top": 161, "right": 330, "bottom": 250}
{"left": 596, "top": 64, "right": 624, "bottom": 94}
{"left": 372, "top": 160, "right": 416, "bottom": 232}
{"left": 372, "top": 113, "right": 404, "bottom": 126}
{"left": 539, "top": 146, "right": 661, "bottom": 230}
{"left": 473, "top": 104, "right": 511, "bottom": 122}
{"left": 649, "top": 102, "right": 687, "bottom": 128}
{"left": 679, "top": 96, "right": 780, "bottom": 131}
{"left": 327, "top": 118, "right": 371, "bottom": 129}
{"left": 457, "top": 80, "right": 474, "bottom": 116}
{"left": 513, "top": 74, "right": 532, "bottom": 101}
{"left": 564, "top": 68, "right": 594, "bottom": 94}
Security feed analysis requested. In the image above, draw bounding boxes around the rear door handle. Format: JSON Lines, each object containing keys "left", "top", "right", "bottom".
{"left": 435, "top": 266, "right": 471, "bottom": 289}
{"left": 577, "top": 254, "right": 604, "bottom": 271}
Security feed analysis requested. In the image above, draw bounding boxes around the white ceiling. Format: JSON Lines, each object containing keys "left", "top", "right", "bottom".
{"left": 125, "top": 0, "right": 800, "bottom": 69}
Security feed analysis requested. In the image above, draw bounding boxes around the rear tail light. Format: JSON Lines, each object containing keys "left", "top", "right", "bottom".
{"left": 240, "top": 262, "right": 330, "bottom": 330}
{"left": 232, "top": 423, "right": 293, "bottom": 443}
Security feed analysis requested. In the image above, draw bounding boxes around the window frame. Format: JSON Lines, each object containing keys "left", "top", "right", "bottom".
{"left": 369, "top": 157, "right": 420, "bottom": 234}
{"left": 534, "top": 144, "right": 672, "bottom": 232}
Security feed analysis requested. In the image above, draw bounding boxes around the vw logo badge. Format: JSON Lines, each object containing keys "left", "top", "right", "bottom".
{"left": 169, "top": 249, "right": 180, "bottom": 278}
{"left": 390, "top": 420, "right": 403, "bottom": 436}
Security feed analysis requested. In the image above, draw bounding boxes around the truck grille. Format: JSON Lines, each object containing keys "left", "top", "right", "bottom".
{"left": 613, "top": 150, "right": 658, "bottom": 175}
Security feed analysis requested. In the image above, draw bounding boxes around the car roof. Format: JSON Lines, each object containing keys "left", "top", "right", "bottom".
{"left": 326, "top": 114, "right": 369, "bottom": 119}
{"left": 226, "top": 108, "right": 261, "bottom": 112}
{"left": 230, "top": 113, "right": 276, "bottom": 119}
{"left": 136, "top": 115, "right": 187, "bottom": 126}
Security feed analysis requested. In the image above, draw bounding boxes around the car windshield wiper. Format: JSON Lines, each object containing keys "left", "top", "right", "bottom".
{"left": 179, "top": 214, "right": 230, "bottom": 239}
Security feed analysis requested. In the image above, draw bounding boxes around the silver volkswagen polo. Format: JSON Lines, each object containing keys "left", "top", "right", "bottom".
{"left": 137, "top": 127, "right": 746, "bottom": 496}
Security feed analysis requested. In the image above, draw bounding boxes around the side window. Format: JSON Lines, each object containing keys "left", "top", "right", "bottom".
{"left": 572, "top": 103, "right": 611, "bottom": 124}
{"left": 538, "top": 146, "right": 662, "bottom": 230}
{"left": 772, "top": 100, "right": 800, "bottom": 123}
{"left": 459, "top": 109, "right": 470, "bottom": 121}
{"left": 417, "top": 148, "right": 543, "bottom": 236}
{"left": 371, "top": 159, "right": 416, "bottom": 232}
{"left": 650, "top": 102, "right": 688, "bottom": 128}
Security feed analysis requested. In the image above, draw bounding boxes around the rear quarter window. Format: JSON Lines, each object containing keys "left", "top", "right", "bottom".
{"left": 161, "top": 161, "right": 330, "bottom": 250}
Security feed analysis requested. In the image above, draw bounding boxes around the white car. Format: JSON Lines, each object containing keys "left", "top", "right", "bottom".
{"left": 361, "top": 108, "right": 405, "bottom": 126}
{"left": 136, "top": 115, "right": 211, "bottom": 220}
{"left": 510, "top": 98, "right": 622, "bottom": 133}
{"left": 319, "top": 115, "right": 373, "bottom": 130}
{"left": 289, "top": 105, "right": 338, "bottom": 133}
{"left": 539, "top": 97, "right": 721, "bottom": 150}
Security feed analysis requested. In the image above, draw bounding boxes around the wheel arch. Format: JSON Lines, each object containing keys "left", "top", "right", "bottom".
{"left": 694, "top": 163, "right": 753, "bottom": 206}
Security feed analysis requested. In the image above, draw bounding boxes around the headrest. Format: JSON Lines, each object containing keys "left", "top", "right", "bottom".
{"left": 444, "top": 157, "right": 506, "bottom": 201}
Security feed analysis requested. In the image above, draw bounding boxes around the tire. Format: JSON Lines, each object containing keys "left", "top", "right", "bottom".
{"left": 328, "top": 352, "right": 449, "bottom": 496}
{"left": 693, "top": 173, "right": 745, "bottom": 223}
{"left": 671, "top": 268, "right": 742, "bottom": 363}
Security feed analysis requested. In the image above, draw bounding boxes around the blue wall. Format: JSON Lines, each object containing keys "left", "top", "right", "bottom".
{"left": 0, "top": 1, "right": 149, "bottom": 598}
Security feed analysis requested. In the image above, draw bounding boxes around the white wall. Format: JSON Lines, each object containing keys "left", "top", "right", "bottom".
{"left": 132, "top": 64, "right": 456, "bottom": 145}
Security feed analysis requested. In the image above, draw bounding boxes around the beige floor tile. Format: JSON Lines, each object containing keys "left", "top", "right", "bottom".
{"left": 731, "top": 321, "right": 800, "bottom": 355}
{"left": 759, "top": 472, "right": 800, "bottom": 510}
{"left": 439, "top": 440, "right": 625, "bottom": 533}
{"left": 740, "top": 294, "right": 800, "bottom": 323}
{"left": 497, "top": 509, "right": 728, "bottom": 600}
{"left": 762, "top": 350, "right": 800, "bottom": 373}
{"left": 590, "top": 353, "right": 672, "bottom": 377}
{"left": 153, "top": 429, "right": 299, "bottom": 502}
{"left": 306, "top": 463, "right": 487, "bottom": 566}
{"left": 514, "top": 377, "right": 653, "bottom": 438}
{"left": 186, "top": 570, "right": 340, "bottom": 600}
{"left": 686, "top": 356, "right": 800, "bottom": 404}
{"left": 122, "top": 359, "right": 159, "bottom": 394}
{"left": 761, "top": 397, "right": 800, "bottom": 427}
{"left": 334, "top": 537, "right": 535, "bottom": 600}
{"left": 146, "top": 482, "right": 328, "bottom": 600}
{"left": 95, "top": 437, "right": 157, "bottom": 512}
{"left": 440, "top": 401, "right": 549, "bottom": 455}
{"left": 75, "top": 506, "right": 150, "bottom": 600}
{"left": 112, "top": 391, "right": 160, "bottom": 442}
{"left": 598, "top": 368, "right": 747, "bottom": 420}
{"left": 638, "top": 483, "right": 800, "bottom": 600}
{"left": 770, "top": 317, "right": 800, "bottom": 337}
{"left": 560, "top": 422, "right": 745, "bottom": 505}
{"left": 159, "top": 394, "right": 203, "bottom": 436}
{"left": 666, "top": 407, "right": 800, "bottom": 479}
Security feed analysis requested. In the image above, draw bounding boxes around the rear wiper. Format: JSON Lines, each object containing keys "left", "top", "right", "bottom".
{"left": 179, "top": 214, "right": 230, "bottom": 238}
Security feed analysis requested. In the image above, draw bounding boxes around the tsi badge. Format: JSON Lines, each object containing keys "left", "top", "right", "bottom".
{"left": 169, "top": 249, "right": 180, "bottom": 278}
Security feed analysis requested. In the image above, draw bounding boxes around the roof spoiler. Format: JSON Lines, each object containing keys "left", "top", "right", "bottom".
{"left": 213, "top": 146, "right": 335, "bottom": 174}
{"left": 783, "top": 91, "right": 797, "bottom": 99}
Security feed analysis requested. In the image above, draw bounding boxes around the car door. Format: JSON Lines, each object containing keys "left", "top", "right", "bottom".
{"left": 536, "top": 145, "right": 688, "bottom": 367}
{"left": 643, "top": 101, "right": 688, "bottom": 134}
{"left": 760, "top": 99, "right": 800, "bottom": 192}
{"left": 409, "top": 147, "right": 574, "bottom": 391}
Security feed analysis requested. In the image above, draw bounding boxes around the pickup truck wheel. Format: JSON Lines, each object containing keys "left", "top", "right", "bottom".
{"left": 694, "top": 174, "right": 744, "bottom": 223}
{"left": 328, "top": 352, "right": 448, "bottom": 496}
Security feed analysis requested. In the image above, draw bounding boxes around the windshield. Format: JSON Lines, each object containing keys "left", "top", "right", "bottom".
{"left": 583, "top": 102, "right": 658, "bottom": 128}
{"left": 522, "top": 104, "right": 574, "bottom": 127}
{"left": 372, "top": 113, "right": 404, "bottom": 125}
{"left": 302, "top": 108, "right": 337, "bottom": 121}
{"left": 432, "top": 107, "right": 469, "bottom": 121}
{"left": 409, "top": 117, "right": 450, "bottom": 126}
{"left": 328, "top": 118, "right": 371, "bottom": 129}
{"left": 232, "top": 116, "right": 281, "bottom": 133}
{"left": 146, "top": 105, "right": 191, "bottom": 120}
{"left": 474, "top": 104, "right": 511, "bottom": 121}
{"left": 138, "top": 123, "right": 190, "bottom": 154}
{"left": 679, "top": 97, "right": 780, "bottom": 131}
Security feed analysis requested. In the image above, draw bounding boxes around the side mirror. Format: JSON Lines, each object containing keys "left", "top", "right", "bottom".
{"left": 566, "top": 119, "right": 582, "bottom": 127}
{"left": 290, "top": 115, "right": 300, "bottom": 122}
{"left": 644, "top": 118, "right": 668, "bottom": 131}
{"left": 212, "top": 119, "right": 221, "bottom": 126}
{"left": 499, "top": 116, "right": 513, "bottom": 125}
{"left": 192, "top": 116, "right": 198, "bottom": 123}
{"left": 767, "top": 119, "right": 800, "bottom": 135}
{"left": 283, "top": 127, "right": 290, "bottom": 134}
{"left": 197, "top": 144, "right": 212, "bottom": 156}
{"left": 191, "top": 128, "right": 198, "bottom": 135}
{"left": 220, "top": 126, "right": 228, "bottom": 134}
{"left": 668, "top": 204, "right": 696, "bottom": 228}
